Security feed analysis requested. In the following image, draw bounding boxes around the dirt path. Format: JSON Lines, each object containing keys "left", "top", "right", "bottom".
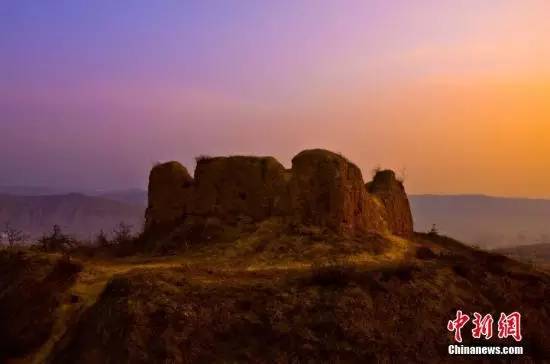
{"left": 16, "top": 233, "right": 412, "bottom": 363}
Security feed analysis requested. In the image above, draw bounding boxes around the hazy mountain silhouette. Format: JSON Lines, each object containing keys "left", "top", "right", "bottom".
{"left": 0, "top": 186, "right": 69, "bottom": 196}
{"left": 411, "top": 194, "right": 550, "bottom": 249}
{"left": 493, "top": 242, "right": 550, "bottom": 268}
{"left": 2, "top": 188, "right": 549, "bottom": 249}
{"left": 94, "top": 188, "right": 147, "bottom": 206}
{"left": 0, "top": 193, "right": 143, "bottom": 240}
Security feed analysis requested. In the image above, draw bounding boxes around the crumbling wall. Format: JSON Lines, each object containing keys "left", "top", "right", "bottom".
{"left": 192, "top": 156, "right": 289, "bottom": 221}
{"left": 145, "top": 161, "right": 193, "bottom": 229}
{"left": 145, "top": 150, "right": 413, "bottom": 237}
{"left": 289, "top": 149, "right": 387, "bottom": 233}
{"left": 367, "top": 170, "right": 414, "bottom": 236}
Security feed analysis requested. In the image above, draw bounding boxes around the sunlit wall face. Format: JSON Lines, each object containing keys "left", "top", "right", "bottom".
{"left": 1, "top": 1, "right": 549, "bottom": 196}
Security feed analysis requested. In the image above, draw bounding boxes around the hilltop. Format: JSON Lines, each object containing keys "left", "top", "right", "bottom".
{"left": 0, "top": 149, "right": 549, "bottom": 363}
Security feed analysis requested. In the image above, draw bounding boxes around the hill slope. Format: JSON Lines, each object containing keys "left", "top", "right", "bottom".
{"left": 2, "top": 150, "right": 548, "bottom": 362}
{"left": 1, "top": 231, "right": 548, "bottom": 363}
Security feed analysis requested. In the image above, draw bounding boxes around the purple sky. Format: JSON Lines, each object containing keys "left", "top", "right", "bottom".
{"left": 2, "top": 1, "right": 549, "bottom": 196}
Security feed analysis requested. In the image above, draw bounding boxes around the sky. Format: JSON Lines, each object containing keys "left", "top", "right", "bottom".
{"left": 1, "top": 1, "right": 549, "bottom": 197}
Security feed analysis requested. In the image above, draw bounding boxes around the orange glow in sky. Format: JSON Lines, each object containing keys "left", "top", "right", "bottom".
{"left": 2, "top": 1, "right": 550, "bottom": 196}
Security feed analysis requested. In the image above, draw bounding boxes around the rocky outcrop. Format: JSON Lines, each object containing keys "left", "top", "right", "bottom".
{"left": 367, "top": 170, "right": 414, "bottom": 236}
{"left": 145, "top": 149, "right": 413, "bottom": 237}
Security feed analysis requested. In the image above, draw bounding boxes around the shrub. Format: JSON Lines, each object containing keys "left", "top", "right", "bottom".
{"left": 111, "top": 222, "right": 141, "bottom": 257}
{"left": 112, "top": 222, "right": 133, "bottom": 246}
{"left": 95, "top": 229, "right": 110, "bottom": 247}
{"left": 428, "top": 224, "right": 439, "bottom": 236}
{"left": 2, "top": 223, "right": 28, "bottom": 248}
{"left": 36, "top": 225, "right": 76, "bottom": 252}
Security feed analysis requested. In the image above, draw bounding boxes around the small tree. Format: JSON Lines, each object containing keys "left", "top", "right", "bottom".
{"left": 95, "top": 229, "right": 110, "bottom": 247}
{"left": 112, "top": 222, "right": 133, "bottom": 246}
{"left": 37, "top": 225, "right": 75, "bottom": 252}
{"left": 3, "top": 222, "right": 28, "bottom": 248}
{"left": 429, "top": 223, "right": 439, "bottom": 236}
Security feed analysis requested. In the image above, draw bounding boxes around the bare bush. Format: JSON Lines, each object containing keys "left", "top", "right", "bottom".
{"left": 95, "top": 229, "right": 110, "bottom": 247}
{"left": 3, "top": 222, "right": 28, "bottom": 248}
{"left": 112, "top": 222, "right": 133, "bottom": 245}
{"left": 428, "top": 224, "right": 439, "bottom": 236}
{"left": 36, "top": 225, "right": 76, "bottom": 252}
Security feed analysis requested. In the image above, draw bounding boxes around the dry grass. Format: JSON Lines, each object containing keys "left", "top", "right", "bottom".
{"left": 2, "top": 231, "right": 550, "bottom": 362}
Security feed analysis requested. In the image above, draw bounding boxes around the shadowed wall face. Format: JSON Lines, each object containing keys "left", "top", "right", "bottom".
{"left": 1, "top": 1, "right": 549, "bottom": 197}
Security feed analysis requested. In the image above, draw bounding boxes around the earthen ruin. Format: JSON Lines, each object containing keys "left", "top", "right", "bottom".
{"left": 145, "top": 149, "right": 413, "bottom": 237}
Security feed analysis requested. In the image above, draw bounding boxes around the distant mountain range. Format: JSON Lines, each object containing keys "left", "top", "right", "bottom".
{"left": 94, "top": 188, "right": 147, "bottom": 206}
{"left": 410, "top": 194, "right": 550, "bottom": 249}
{"left": 0, "top": 192, "right": 144, "bottom": 241}
{"left": 492, "top": 242, "right": 550, "bottom": 269}
{"left": 1, "top": 187, "right": 549, "bottom": 249}
{"left": 0, "top": 186, "right": 70, "bottom": 196}
{"left": 0, "top": 186, "right": 148, "bottom": 206}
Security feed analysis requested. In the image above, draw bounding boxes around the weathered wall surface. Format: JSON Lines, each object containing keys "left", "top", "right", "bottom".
{"left": 367, "top": 170, "right": 414, "bottom": 236}
{"left": 145, "top": 161, "right": 193, "bottom": 229}
{"left": 288, "top": 150, "right": 387, "bottom": 234}
{"left": 145, "top": 149, "right": 413, "bottom": 237}
{"left": 192, "top": 156, "right": 289, "bottom": 220}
